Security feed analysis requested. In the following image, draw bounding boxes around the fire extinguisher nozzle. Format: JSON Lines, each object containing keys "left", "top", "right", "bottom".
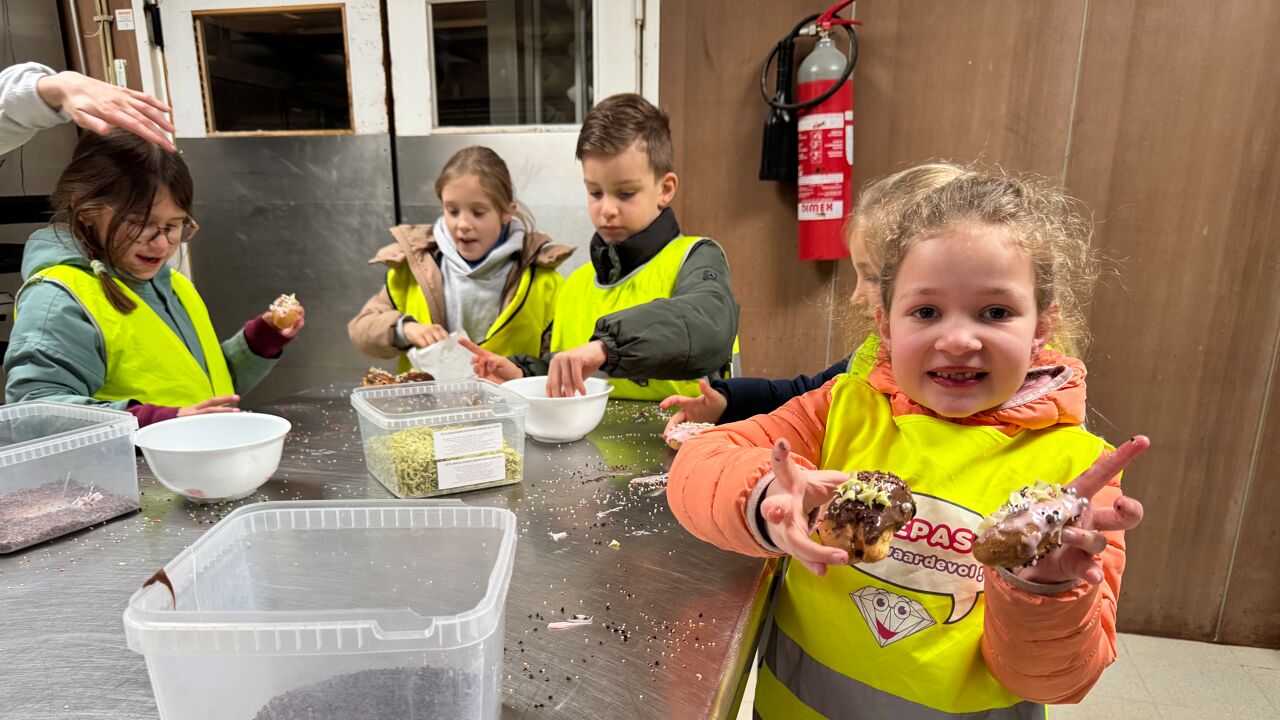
{"left": 760, "top": 107, "right": 797, "bottom": 182}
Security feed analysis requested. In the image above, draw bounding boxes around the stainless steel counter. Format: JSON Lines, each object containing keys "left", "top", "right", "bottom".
{"left": 0, "top": 385, "right": 776, "bottom": 720}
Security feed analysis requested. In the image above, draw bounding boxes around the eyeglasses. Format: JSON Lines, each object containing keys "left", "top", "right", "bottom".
{"left": 124, "top": 217, "right": 199, "bottom": 245}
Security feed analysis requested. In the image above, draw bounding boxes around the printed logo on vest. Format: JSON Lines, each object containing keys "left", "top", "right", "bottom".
{"left": 850, "top": 587, "right": 935, "bottom": 647}
{"left": 852, "top": 493, "right": 987, "bottom": 623}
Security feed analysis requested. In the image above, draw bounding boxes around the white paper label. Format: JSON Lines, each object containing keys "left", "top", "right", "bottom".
{"left": 437, "top": 453, "right": 507, "bottom": 490}
{"left": 432, "top": 423, "right": 503, "bottom": 460}
{"left": 115, "top": 9, "right": 135, "bottom": 30}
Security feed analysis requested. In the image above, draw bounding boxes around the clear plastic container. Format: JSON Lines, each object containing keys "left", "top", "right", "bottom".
{"left": 350, "top": 379, "right": 529, "bottom": 498}
{"left": 124, "top": 500, "right": 518, "bottom": 720}
{"left": 0, "top": 401, "right": 139, "bottom": 553}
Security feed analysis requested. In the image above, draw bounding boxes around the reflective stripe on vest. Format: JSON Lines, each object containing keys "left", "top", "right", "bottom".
{"left": 386, "top": 262, "right": 560, "bottom": 373}
{"left": 759, "top": 373, "right": 1108, "bottom": 717}
{"left": 550, "top": 235, "right": 734, "bottom": 401}
{"left": 757, "top": 626, "right": 1046, "bottom": 719}
{"left": 25, "top": 265, "right": 234, "bottom": 407}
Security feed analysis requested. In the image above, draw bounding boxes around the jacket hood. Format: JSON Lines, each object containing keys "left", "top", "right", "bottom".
{"left": 22, "top": 225, "right": 91, "bottom": 279}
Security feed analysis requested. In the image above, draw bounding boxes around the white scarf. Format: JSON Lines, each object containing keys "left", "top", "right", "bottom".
{"left": 434, "top": 215, "right": 525, "bottom": 341}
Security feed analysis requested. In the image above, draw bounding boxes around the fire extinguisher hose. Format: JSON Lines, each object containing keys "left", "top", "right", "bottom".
{"left": 759, "top": 12, "right": 859, "bottom": 112}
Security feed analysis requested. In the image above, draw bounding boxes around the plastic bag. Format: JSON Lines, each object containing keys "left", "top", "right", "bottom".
{"left": 407, "top": 329, "right": 476, "bottom": 381}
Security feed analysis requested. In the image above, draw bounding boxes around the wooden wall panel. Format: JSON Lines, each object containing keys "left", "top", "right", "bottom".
{"left": 830, "top": 0, "right": 1088, "bottom": 360}
{"left": 660, "top": 2, "right": 837, "bottom": 378}
{"left": 660, "top": 0, "right": 1088, "bottom": 377}
{"left": 854, "top": 0, "right": 1086, "bottom": 181}
{"left": 1220, "top": 349, "right": 1280, "bottom": 647}
{"left": 1064, "top": 0, "right": 1280, "bottom": 641}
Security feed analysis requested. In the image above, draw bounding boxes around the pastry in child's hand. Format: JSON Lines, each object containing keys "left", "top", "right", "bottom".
{"left": 972, "top": 481, "right": 1087, "bottom": 569}
{"left": 663, "top": 422, "right": 714, "bottom": 450}
{"left": 817, "top": 471, "right": 916, "bottom": 564}
{"left": 267, "top": 293, "right": 303, "bottom": 330}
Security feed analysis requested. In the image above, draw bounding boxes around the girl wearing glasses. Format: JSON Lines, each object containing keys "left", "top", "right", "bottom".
{"left": 4, "top": 129, "right": 305, "bottom": 426}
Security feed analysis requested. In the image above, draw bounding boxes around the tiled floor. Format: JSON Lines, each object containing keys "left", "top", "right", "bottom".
{"left": 735, "top": 633, "right": 1280, "bottom": 719}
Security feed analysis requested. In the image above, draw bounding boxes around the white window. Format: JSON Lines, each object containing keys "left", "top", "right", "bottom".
{"left": 156, "top": 0, "right": 388, "bottom": 138}
{"left": 389, "top": 0, "right": 654, "bottom": 136}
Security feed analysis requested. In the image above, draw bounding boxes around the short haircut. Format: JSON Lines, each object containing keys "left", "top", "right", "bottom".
{"left": 575, "top": 93, "right": 674, "bottom": 176}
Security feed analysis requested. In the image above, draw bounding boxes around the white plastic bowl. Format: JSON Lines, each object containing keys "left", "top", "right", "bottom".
{"left": 134, "top": 413, "right": 291, "bottom": 502}
{"left": 502, "top": 376, "right": 613, "bottom": 443}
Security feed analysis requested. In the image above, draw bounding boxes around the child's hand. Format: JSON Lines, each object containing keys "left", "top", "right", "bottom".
{"left": 659, "top": 378, "right": 728, "bottom": 435}
{"left": 761, "top": 438, "right": 852, "bottom": 576}
{"left": 547, "top": 341, "right": 607, "bottom": 397}
{"left": 260, "top": 303, "right": 306, "bottom": 338}
{"left": 404, "top": 321, "right": 448, "bottom": 348}
{"left": 459, "top": 338, "right": 523, "bottom": 383}
{"left": 177, "top": 395, "right": 241, "bottom": 417}
{"left": 1014, "top": 435, "right": 1151, "bottom": 586}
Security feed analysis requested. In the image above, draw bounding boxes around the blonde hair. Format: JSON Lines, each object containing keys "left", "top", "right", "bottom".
{"left": 874, "top": 167, "right": 1097, "bottom": 358}
{"left": 435, "top": 146, "right": 534, "bottom": 231}
{"left": 842, "top": 162, "right": 975, "bottom": 347}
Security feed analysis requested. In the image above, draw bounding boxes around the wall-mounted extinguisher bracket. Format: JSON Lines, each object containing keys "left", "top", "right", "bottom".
{"left": 759, "top": 1, "right": 859, "bottom": 261}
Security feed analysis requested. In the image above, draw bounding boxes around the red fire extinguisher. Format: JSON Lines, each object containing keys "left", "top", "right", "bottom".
{"left": 759, "top": 2, "right": 859, "bottom": 261}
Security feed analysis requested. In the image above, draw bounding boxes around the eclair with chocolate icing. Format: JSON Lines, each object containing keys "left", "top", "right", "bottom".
{"left": 816, "top": 471, "right": 916, "bottom": 564}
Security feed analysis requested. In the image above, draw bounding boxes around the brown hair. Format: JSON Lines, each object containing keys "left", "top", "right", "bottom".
{"left": 874, "top": 167, "right": 1098, "bottom": 357}
{"left": 575, "top": 93, "right": 674, "bottom": 176}
{"left": 841, "top": 162, "right": 975, "bottom": 348}
{"left": 434, "top": 146, "right": 533, "bottom": 231}
{"left": 49, "top": 129, "right": 194, "bottom": 313}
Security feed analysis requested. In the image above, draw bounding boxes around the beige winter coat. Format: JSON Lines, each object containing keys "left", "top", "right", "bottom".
{"left": 347, "top": 224, "right": 574, "bottom": 359}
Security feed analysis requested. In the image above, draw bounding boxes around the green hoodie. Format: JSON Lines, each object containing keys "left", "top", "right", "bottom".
{"left": 3, "top": 226, "right": 277, "bottom": 410}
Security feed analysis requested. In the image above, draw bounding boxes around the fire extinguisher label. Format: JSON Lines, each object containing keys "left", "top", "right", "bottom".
{"left": 797, "top": 112, "right": 844, "bottom": 132}
{"left": 795, "top": 77, "right": 853, "bottom": 260}
{"left": 798, "top": 195, "right": 844, "bottom": 221}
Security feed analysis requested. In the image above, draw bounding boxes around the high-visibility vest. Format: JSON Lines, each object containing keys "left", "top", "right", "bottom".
{"left": 551, "top": 235, "right": 736, "bottom": 400}
{"left": 386, "top": 261, "right": 561, "bottom": 374}
{"left": 756, "top": 373, "right": 1109, "bottom": 719}
{"left": 23, "top": 265, "right": 234, "bottom": 406}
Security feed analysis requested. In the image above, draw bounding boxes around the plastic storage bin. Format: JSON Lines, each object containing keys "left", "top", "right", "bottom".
{"left": 0, "top": 401, "right": 139, "bottom": 553}
{"left": 124, "top": 500, "right": 518, "bottom": 720}
{"left": 350, "top": 379, "right": 529, "bottom": 498}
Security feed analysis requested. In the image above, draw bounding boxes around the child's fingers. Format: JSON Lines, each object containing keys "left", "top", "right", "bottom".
{"left": 546, "top": 362, "right": 565, "bottom": 398}
{"left": 658, "top": 394, "right": 697, "bottom": 410}
{"left": 697, "top": 377, "right": 717, "bottom": 398}
{"left": 458, "top": 338, "right": 485, "bottom": 356}
{"left": 802, "top": 471, "right": 854, "bottom": 508}
{"left": 769, "top": 439, "right": 801, "bottom": 495}
{"left": 1060, "top": 526, "right": 1108, "bottom": 556}
{"left": 662, "top": 412, "right": 687, "bottom": 437}
{"left": 200, "top": 395, "right": 240, "bottom": 409}
{"left": 783, "top": 525, "right": 848, "bottom": 572}
{"left": 1085, "top": 496, "right": 1145, "bottom": 532}
{"left": 1066, "top": 435, "right": 1150, "bottom": 500}
{"left": 1056, "top": 548, "right": 1104, "bottom": 585}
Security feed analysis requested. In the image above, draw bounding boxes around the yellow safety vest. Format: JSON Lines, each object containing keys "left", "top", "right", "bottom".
{"left": 756, "top": 373, "right": 1111, "bottom": 719}
{"left": 551, "top": 235, "right": 736, "bottom": 401}
{"left": 386, "top": 261, "right": 561, "bottom": 374}
{"left": 23, "top": 265, "right": 235, "bottom": 407}
{"left": 848, "top": 333, "right": 881, "bottom": 381}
